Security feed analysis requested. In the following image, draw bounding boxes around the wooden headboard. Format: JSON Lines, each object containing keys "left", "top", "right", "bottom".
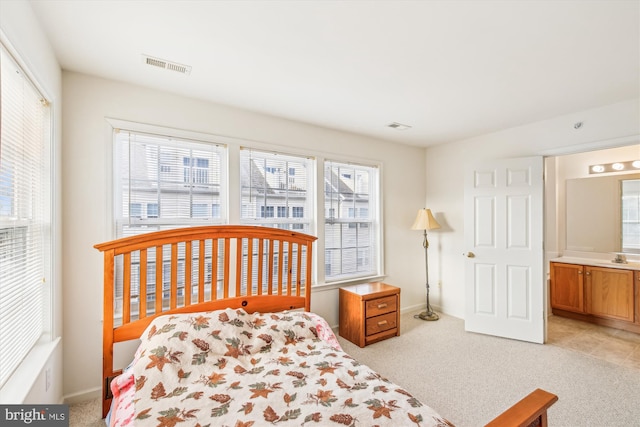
{"left": 94, "top": 225, "right": 317, "bottom": 417}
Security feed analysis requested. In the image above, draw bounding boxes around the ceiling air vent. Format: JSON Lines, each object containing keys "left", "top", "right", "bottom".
{"left": 387, "top": 122, "right": 412, "bottom": 131}
{"left": 142, "top": 54, "right": 192, "bottom": 75}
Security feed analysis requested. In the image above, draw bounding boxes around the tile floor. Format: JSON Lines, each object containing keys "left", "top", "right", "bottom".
{"left": 547, "top": 315, "right": 640, "bottom": 370}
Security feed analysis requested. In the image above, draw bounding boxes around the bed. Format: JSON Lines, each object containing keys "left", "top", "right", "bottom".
{"left": 95, "top": 225, "right": 557, "bottom": 426}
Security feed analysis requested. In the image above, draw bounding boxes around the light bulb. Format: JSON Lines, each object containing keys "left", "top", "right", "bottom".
{"left": 591, "top": 165, "right": 605, "bottom": 173}
{"left": 612, "top": 163, "right": 624, "bottom": 171}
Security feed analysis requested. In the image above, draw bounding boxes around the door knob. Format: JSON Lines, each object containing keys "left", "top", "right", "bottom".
{"left": 464, "top": 252, "right": 475, "bottom": 258}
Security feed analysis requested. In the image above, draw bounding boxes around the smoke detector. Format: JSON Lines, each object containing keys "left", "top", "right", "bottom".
{"left": 142, "top": 54, "right": 192, "bottom": 75}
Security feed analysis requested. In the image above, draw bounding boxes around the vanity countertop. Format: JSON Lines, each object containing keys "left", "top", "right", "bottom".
{"left": 550, "top": 256, "right": 640, "bottom": 271}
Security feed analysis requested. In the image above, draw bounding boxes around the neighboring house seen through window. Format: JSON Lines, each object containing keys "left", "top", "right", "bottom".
{"left": 113, "top": 129, "right": 227, "bottom": 321}
{"left": 324, "top": 160, "right": 380, "bottom": 282}
{"left": 111, "top": 127, "right": 383, "bottom": 304}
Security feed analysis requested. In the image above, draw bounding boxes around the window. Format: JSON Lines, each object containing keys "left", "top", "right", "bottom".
{"left": 261, "top": 206, "right": 275, "bottom": 218}
{"left": 130, "top": 203, "right": 142, "bottom": 219}
{"left": 324, "top": 160, "right": 380, "bottom": 282}
{"left": 115, "top": 130, "right": 226, "bottom": 237}
{"left": 113, "top": 128, "right": 227, "bottom": 318}
{"left": 277, "top": 206, "right": 289, "bottom": 218}
{"left": 240, "top": 148, "right": 313, "bottom": 233}
{"left": 0, "top": 44, "right": 52, "bottom": 388}
{"left": 240, "top": 149, "right": 314, "bottom": 291}
{"left": 622, "top": 179, "right": 640, "bottom": 253}
{"left": 192, "top": 203, "right": 208, "bottom": 218}
{"left": 147, "top": 203, "right": 159, "bottom": 218}
{"left": 183, "top": 157, "right": 209, "bottom": 184}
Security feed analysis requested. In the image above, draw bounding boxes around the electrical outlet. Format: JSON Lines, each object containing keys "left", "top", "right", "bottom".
{"left": 45, "top": 367, "right": 51, "bottom": 392}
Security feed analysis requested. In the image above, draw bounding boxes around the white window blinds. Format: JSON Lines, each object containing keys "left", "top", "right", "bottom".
{"left": 239, "top": 149, "right": 314, "bottom": 290}
{"left": 240, "top": 148, "right": 313, "bottom": 234}
{"left": 324, "top": 160, "right": 380, "bottom": 282}
{"left": 115, "top": 130, "right": 227, "bottom": 238}
{"left": 0, "top": 44, "right": 52, "bottom": 387}
{"left": 113, "top": 129, "right": 227, "bottom": 320}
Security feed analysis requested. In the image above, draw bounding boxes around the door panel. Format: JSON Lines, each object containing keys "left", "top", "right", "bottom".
{"left": 507, "top": 265, "right": 530, "bottom": 319}
{"left": 475, "top": 197, "right": 495, "bottom": 247}
{"left": 464, "top": 157, "right": 545, "bottom": 343}
{"left": 507, "top": 195, "right": 529, "bottom": 248}
{"left": 474, "top": 263, "right": 496, "bottom": 315}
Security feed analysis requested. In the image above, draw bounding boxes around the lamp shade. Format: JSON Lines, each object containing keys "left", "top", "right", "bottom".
{"left": 411, "top": 208, "right": 441, "bottom": 231}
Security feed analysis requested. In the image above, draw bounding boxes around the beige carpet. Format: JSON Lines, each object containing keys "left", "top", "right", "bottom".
{"left": 70, "top": 311, "right": 640, "bottom": 426}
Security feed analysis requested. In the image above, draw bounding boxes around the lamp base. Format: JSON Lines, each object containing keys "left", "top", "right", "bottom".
{"left": 416, "top": 311, "right": 439, "bottom": 321}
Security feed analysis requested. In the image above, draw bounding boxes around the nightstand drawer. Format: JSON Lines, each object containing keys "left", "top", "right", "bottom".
{"left": 366, "top": 295, "right": 396, "bottom": 318}
{"left": 366, "top": 312, "right": 397, "bottom": 336}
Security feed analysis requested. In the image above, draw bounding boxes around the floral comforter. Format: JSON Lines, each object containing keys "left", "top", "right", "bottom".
{"left": 111, "top": 308, "right": 451, "bottom": 427}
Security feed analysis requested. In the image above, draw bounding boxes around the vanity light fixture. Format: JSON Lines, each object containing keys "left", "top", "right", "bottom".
{"left": 589, "top": 160, "right": 640, "bottom": 174}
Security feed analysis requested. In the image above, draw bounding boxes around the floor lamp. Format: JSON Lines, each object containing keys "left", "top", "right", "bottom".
{"left": 411, "top": 208, "right": 441, "bottom": 321}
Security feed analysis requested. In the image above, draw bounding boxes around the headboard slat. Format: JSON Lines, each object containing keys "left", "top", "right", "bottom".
{"left": 184, "top": 242, "right": 192, "bottom": 306}
{"left": 199, "top": 239, "right": 206, "bottom": 303}
{"left": 268, "top": 239, "right": 275, "bottom": 295}
{"left": 247, "top": 238, "right": 254, "bottom": 296}
{"left": 287, "top": 242, "right": 293, "bottom": 296}
{"left": 155, "top": 246, "right": 162, "bottom": 315}
{"left": 257, "top": 238, "right": 264, "bottom": 296}
{"left": 123, "top": 253, "right": 131, "bottom": 324}
{"left": 139, "top": 249, "right": 147, "bottom": 319}
{"left": 235, "top": 237, "right": 242, "bottom": 297}
{"left": 223, "top": 237, "right": 230, "bottom": 298}
{"left": 170, "top": 243, "right": 178, "bottom": 309}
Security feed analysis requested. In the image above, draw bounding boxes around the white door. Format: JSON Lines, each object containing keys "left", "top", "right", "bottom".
{"left": 464, "top": 156, "right": 545, "bottom": 343}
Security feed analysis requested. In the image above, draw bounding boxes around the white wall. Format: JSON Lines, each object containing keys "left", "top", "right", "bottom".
{"left": 0, "top": 0, "right": 63, "bottom": 405}
{"left": 424, "top": 99, "right": 640, "bottom": 319}
{"left": 61, "top": 71, "right": 427, "bottom": 400}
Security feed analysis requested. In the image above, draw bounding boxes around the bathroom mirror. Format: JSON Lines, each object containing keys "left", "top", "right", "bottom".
{"left": 566, "top": 173, "right": 640, "bottom": 254}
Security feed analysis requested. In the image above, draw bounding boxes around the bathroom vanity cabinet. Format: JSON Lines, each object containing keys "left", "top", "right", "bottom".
{"left": 550, "top": 261, "right": 639, "bottom": 333}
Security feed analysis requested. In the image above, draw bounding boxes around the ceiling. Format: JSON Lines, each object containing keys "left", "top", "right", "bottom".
{"left": 29, "top": 0, "right": 639, "bottom": 147}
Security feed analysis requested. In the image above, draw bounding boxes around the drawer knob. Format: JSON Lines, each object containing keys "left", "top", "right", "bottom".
{"left": 377, "top": 320, "right": 388, "bottom": 326}
{"left": 377, "top": 303, "right": 388, "bottom": 309}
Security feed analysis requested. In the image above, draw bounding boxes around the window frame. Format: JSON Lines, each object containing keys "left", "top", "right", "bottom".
{"left": 322, "top": 159, "right": 382, "bottom": 284}
{"left": 111, "top": 123, "right": 229, "bottom": 233}
{"left": 0, "top": 41, "right": 54, "bottom": 389}
{"left": 108, "top": 120, "right": 229, "bottom": 318}
{"left": 107, "top": 121, "right": 385, "bottom": 289}
{"left": 239, "top": 147, "right": 315, "bottom": 233}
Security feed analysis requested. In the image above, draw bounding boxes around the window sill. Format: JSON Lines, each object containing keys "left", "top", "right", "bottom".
{"left": 312, "top": 274, "right": 387, "bottom": 291}
{"left": 0, "top": 336, "right": 61, "bottom": 403}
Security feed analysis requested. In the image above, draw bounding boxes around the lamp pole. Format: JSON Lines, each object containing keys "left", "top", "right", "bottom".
{"left": 412, "top": 208, "right": 440, "bottom": 321}
{"left": 418, "top": 229, "right": 438, "bottom": 320}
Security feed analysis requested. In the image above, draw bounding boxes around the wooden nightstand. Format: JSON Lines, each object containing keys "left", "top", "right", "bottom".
{"left": 339, "top": 282, "right": 400, "bottom": 347}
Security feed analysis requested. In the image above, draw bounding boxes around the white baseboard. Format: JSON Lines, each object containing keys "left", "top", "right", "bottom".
{"left": 63, "top": 387, "right": 101, "bottom": 404}
{"left": 400, "top": 303, "right": 427, "bottom": 314}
